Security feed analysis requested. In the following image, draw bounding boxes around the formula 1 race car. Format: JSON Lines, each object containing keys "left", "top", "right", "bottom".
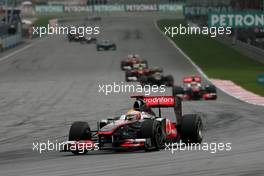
{"left": 172, "top": 76, "right": 217, "bottom": 100}
{"left": 125, "top": 67, "right": 163, "bottom": 82}
{"left": 139, "top": 72, "right": 174, "bottom": 87}
{"left": 68, "top": 33, "right": 97, "bottom": 44}
{"left": 121, "top": 54, "right": 148, "bottom": 71}
{"left": 80, "top": 36, "right": 97, "bottom": 44}
{"left": 61, "top": 95, "right": 203, "bottom": 155}
{"left": 96, "top": 40, "right": 116, "bottom": 51}
{"left": 68, "top": 33, "right": 82, "bottom": 42}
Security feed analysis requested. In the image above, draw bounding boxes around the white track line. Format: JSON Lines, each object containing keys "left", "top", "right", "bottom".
{"left": 154, "top": 20, "right": 264, "bottom": 107}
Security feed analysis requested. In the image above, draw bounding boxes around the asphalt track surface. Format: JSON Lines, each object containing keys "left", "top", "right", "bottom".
{"left": 0, "top": 14, "right": 264, "bottom": 176}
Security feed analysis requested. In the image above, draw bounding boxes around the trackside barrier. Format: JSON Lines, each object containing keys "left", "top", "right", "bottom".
{"left": 158, "top": 4, "right": 184, "bottom": 12}
{"left": 35, "top": 5, "right": 64, "bottom": 13}
{"left": 0, "top": 33, "right": 22, "bottom": 50}
{"left": 126, "top": 4, "right": 158, "bottom": 12}
{"left": 35, "top": 4, "right": 184, "bottom": 13}
{"left": 93, "top": 5, "right": 125, "bottom": 12}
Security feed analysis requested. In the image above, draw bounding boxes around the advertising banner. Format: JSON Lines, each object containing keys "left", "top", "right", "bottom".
{"left": 64, "top": 6, "right": 93, "bottom": 12}
{"left": 93, "top": 5, "right": 125, "bottom": 12}
{"left": 35, "top": 5, "right": 64, "bottom": 13}
{"left": 126, "top": 4, "right": 157, "bottom": 12}
{"left": 183, "top": 5, "right": 232, "bottom": 16}
{"left": 35, "top": 4, "right": 184, "bottom": 13}
{"left": 158, "top": 4, "right": 183, "bottom": 12}
{"left": 209, "top": 12, "right": 264, "bottom": 28}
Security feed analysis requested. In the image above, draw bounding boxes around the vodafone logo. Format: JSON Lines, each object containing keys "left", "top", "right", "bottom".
{"left": 144, "top": 97, "right": 174, "bottom": 103}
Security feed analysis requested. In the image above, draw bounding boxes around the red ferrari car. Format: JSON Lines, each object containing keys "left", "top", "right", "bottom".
{"left": 173, "top": 76, "right": 217, "bottom": 100}
{"left": 125, "top": 67, "right": 163, "bottom": 82}
{"left": 121, "top": 54, "right": 148, "bottom": 71}
{"left": 62, "top": 95, "right": 203, "bottom": 155}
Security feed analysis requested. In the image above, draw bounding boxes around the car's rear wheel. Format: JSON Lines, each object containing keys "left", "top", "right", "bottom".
{"left": 172, "top": 86, "right": 184, "bottom": 97}
{"left": 69, "top": 121, "right": 92, "bottom": 155}
{"left": 121, "top": 61, "right": 126, "bottom": 70}
{"left": 141, "top": 119, "right": 165, "bottom": 151}
{"left": 142, "top": 60, "right": 148, "bottom": 68}
{"left": 97, "top": 46, "right": 102, "bottom": 51}
{"left": 181, "top": 114, "right": 203, "bottom": 144}
{"left": 166, "top": 75, "right": 174, "bottom": 87}
{"left": 125, "top": 71, "right": 132, "bottom": 82}
{"left": 206, "top": 85, "right": 217, "bottom": 94}
{"left": 139, "top": 75, "right": 148, "bottom": 86}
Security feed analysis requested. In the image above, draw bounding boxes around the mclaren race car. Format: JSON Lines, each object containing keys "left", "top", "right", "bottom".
{"left": 96, "top": 40, "right": 116, "bottom": 51}
{"left": 139, "top": 72, "right": 174, "bottom": 87}
{"left": 62, "top": 95, "right": 203, "bottom": 155}
{"left": 172, "top": 76, "right": 217, "bottom": 100}
{"left": 121, "top": 54, "right": 148, "bottom": 70}
{"left": 125, "top": 66, "right": 163, "bottom": 82}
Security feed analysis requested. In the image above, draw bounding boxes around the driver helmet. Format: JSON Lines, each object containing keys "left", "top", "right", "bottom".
{"left": 133, "top": 99, "right": 145, "bottom": 111}
{"left": 126, "top": 110, "right": 141, "bottom": 120}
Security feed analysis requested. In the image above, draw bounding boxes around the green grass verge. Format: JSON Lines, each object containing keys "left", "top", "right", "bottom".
{"left": 157, "top": 19, "right": 264, "bottom": 97}
{"left": 33, "top": 13, "right": 87, "bottom": 27}
{"left": 33, "top": 15, "right": 56, "bottom": 28}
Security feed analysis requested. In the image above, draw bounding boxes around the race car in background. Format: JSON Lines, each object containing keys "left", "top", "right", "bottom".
{"left": 68, "top": 33, "right": 82, "bottom": 42}
{"left": 172, "top": 76, "right": 217, "bottom": 100}
{"left": 62, "top": 95, "right": 203, "bottom": 155}
{"left": 80, "top": 36, "right": 97, "bottom": 44}
{"left": 67, "top": 32, "right": 97, "bottom": 44}
{"left": 139, "top": 72, "right": 174, "bottom": 87}
{"left": 125, "top": 66, "right": 163, "bottom": 82}
{"left": 96, "top": 40, "right": 116, "bottom": 51}
{"left": 121, "top": 54, "right": 148, "bottom": 70}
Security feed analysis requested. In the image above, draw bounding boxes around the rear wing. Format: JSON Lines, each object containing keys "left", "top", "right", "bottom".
{"left": 183, "top": 76, "right": 201, "bottom": 83}
{"left": 131, "top": 95, "right": 182, "bottom": 124}
{"left": 143, "top": 96, "right": 174, "bottom": 107}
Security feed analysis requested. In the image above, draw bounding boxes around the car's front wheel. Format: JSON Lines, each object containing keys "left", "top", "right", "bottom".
{"left": 69, "top": 121, "right": 92, "bottom": 155}
{"left": 141, "top": 119, "right": 165, "bottom": 151}
{"left": 172, "top": 86, "right": 184, "bottom": 97}
{"left": 165, "top": 75, "right": 174, "bottom": 87}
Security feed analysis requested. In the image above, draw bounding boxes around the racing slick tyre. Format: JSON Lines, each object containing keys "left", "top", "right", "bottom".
{"left": 206, "top": 85, "right": 217, "bottom": 94}
{"left": 69, "top": 121, "right": 92, "bottom": 155}
{"left": 139, "top": 75, "right": 148, "bottom": 86}
{"left": 112, "top": 45, "right": 117, "bottom": 50}
{"left": 172, "top": 86, "right": 184, "bottom": 97}
{"left": 205, "top": 85, "right": 217, "bottom": 100}
{"left": 96, "top": 46, "right": 103, "bottom": 51}
{"left": 150, "top": 67, "right": 163, "bottom": 73}
{"left": 181, "top": 114, "right": 203, "bottom": 144}
{"left": 125, "top": 71, "right": 132, "bottom": 82}
{"left": 141, "top": 119, "right": 165, "bottom": 151}
{"left": 142, "top": 60, "right": 148, "bottom": 68}
{"left": 121, "top": 61, "right": 126, "bottom": 70}
{"left": 166, "top": 75, "right": 174, "bottom": 87}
